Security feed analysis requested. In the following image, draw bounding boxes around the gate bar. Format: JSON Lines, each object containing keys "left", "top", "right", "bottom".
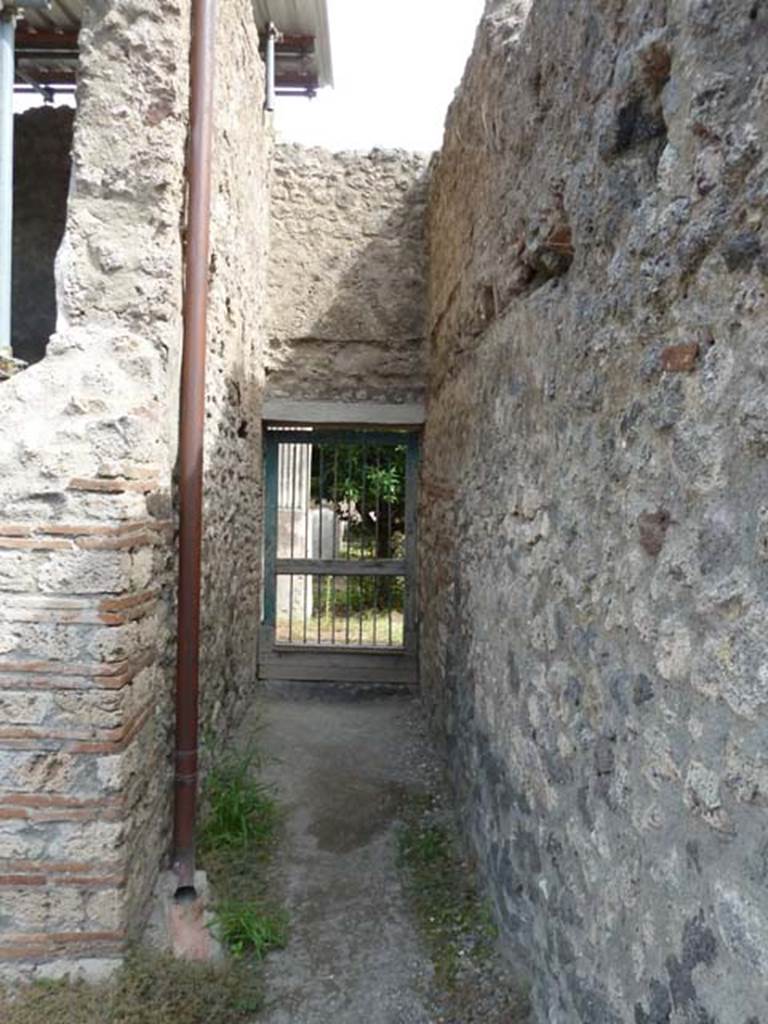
{"left": 275, "top": 558, "right": 406, "bottom": 576}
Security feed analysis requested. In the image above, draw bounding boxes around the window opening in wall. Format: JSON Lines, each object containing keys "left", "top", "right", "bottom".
{"left": 2, "top": 5, "right": 78, "bottom": 376}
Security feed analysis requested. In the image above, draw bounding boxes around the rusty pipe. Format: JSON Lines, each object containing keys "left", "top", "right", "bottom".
{"left": 173, "top": 0, "right": 217, "bottom": 895}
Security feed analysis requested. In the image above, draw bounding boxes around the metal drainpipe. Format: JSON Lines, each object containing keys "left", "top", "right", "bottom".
{"left": 265, "top": 21, "right": 277, "bottom": 112}
{"left": 172, "top": 0, "right": 217, "bottom": 897}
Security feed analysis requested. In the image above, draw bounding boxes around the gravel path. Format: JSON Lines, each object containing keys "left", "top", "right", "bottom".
{"left": 247, "top": 686, "right": 436, "bottom": 1024}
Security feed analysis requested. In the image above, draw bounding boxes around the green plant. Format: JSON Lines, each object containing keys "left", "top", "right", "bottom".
{"left": 212, "top": 902, "right": 288, "bottom": 959}
{"left": 197, "top": 740, "right": 289, "bottom": 968}
{"left": 199, "top": 748, "right": 279, "bottom": 857}
{"left": 325, "top": 573, "right": 405, "bottom": 616}
{"left": 397, "top": 808, "right": 498, "bottom": 987}
{"left": 312, "top": 442, "right": 408, "bottom": 561}
{"left": 0, "top": 949, "right": 264, "bottom": 1024}
{"left": 398, "top": 823, "right": 451, "bottom": 870}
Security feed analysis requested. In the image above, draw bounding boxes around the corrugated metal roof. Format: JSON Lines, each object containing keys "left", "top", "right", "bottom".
{"left": 18, "top": 0, "right": 83, "bottom": 31}
{"left": 253, "top": 0, "right": 333, "bottom": 87}
{"left": 15, "top": 4, "right": 82, "bottom": 93}
{"left": 16, "top": 0, "right": 333, "bottom": 95}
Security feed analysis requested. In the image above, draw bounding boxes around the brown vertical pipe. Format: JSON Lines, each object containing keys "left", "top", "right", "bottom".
{"left": 173, "top": 0, "right": 217, "bottom": 894}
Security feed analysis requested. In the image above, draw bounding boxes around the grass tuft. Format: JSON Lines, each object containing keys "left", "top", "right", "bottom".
{"left": 199, "top": 743, "right": 287, "bottom": 960}
{"left": 0, "top": 735, "right": 286, "bottom": 1022}
{"left": 200, "top": 747, "right": 279, "bottom": 856}
{"left": 0, "top": 949, "right": 264, "bottom": 1024}
{"left": 212, "top": 901, "right": 288, "bottom": 959}
{"left": 397, "top": 792, "right": 531, "bottom": 1022}
{"left": 397, "top": 815, "right": 497, "bottom": 986}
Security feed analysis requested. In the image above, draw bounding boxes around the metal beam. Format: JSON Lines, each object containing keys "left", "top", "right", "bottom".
{"left": 14, "top": 67, "right": 76, "bottom": 83}
{"left": 16, "top": 21, "right": 78, "bottom": 48}
{"left": 275, "top": 558, "right": 407, "bottom": 577}
{"left": 274, "top": 33, "right": 314, "bottom": 51}
{"left": 275, "top": 70, "right": 318, "bottom": 89}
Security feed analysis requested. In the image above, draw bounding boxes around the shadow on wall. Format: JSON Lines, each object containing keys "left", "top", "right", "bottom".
{"left": 12, "top": 106, "right": 75, "bottom": 365}
{"left": 176, "top": 360, "right": 263, "bottom": 754}
{"left": 266, "top": 151, "right": 430, "bottom": 403}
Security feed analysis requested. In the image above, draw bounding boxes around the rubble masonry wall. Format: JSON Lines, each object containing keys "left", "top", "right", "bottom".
{"left": 421, "top": 1, "right": 768, "bottom": 1020}
{"left": 0, "top": 0, "right": 269, "bottom": 974}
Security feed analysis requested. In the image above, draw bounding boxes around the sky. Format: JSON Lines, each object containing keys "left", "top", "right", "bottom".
{"left": 14, "top": 1, "right": 486, "bottom": 144}
{"left": 274, "top": 0, "right": 486, "bottom": 153}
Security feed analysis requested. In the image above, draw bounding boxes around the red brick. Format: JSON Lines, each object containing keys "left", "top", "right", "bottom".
{"left": 661, "top": 342, "right": 699, "bottom": 372}
{"left": 0, "top": 537, "right": 71, "bottom": 551}
{"left": 76, "top": 530, "right": 156, "bottom": 551}
{"left": 68, "top": 477, "right": 156, "bottom": 494}
{"left": 0, "top": 524, "right": 34, "bottom": 537}
{"left": 544, "top": 223, "right": 574, "bottom": 255}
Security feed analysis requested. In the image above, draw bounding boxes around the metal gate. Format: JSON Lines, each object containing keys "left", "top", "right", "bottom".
{"left": 258, "top": 428, "right": 419, "bottom": 684}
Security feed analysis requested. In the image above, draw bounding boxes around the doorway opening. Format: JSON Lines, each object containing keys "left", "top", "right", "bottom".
{"left": 259, "top": 426, "right": 419, "bottom": 684}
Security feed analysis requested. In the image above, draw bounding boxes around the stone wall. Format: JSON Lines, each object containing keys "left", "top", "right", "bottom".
{"left": 421, "top": 1, "right": 768, "bottom": 1021}
{"left": 198, "top": 0, "right": 270, "bottom": 739}
{"left": 0, "top": 0, "right": 268, "bottom": 975}
{"left": 267, "top": 145, "right": 428, "bottom": 404}
{"left": 12, "top": 106, "right": 74, "bottom": 364}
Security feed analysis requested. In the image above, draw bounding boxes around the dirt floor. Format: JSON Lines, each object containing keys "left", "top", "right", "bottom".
{"left": 0, "top": 685, "right": 527, "bottom": 1024}
{"left": 248, "top": 684, "right": 529, "bottom": 1024}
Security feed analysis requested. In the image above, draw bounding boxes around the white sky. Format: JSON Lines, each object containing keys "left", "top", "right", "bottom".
{"left": 274, "top": 0, "right": 486, "bottom": 153}
{"left": 15, "top": 1, "right": 486, "bottom": 146}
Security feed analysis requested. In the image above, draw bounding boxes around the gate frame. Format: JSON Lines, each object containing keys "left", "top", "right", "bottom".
{"left": 258, "top": 424, "right": 420, "bottom": 685}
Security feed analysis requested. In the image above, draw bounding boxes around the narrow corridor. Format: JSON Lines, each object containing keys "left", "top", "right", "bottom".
{"left": 250, "top": 687, "right": 435, "bottom": 1023}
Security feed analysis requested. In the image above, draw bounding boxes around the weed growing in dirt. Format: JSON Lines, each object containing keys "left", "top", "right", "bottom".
{"left": 0, "top": 735, "right": 287, "bottom": 1022}
{"left": 397, "top": 792, "right": 531, "bottom": 1023}
{"left": 200, "top": 746, "right": 279, "bottom": 855}
{"left": 213, "top": 901, "right": 288, "bottom": 959}
{"left": 0, "top": 948, "right": 263, "bottom": 1024}
{"left": 397, "top": 812, "right": 497, "bottom": 985}
{"left": 199, "top": 742, "right": 287, "bottom": 960}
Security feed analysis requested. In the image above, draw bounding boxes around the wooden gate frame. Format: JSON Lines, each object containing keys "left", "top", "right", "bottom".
{"left": 258, "top": 428, "right": 420, "bottom": 685}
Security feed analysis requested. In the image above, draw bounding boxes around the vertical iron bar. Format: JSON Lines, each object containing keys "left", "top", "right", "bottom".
{"left": 357, "top": 576, "right": 362, "bottom": 646}
{"left": 263, "top": 436, "right": 279, "bottom": 629}
{"left": 318, "top": 446, "right": 324, "bottom": 559}
{"left": 288, "top": 445, "right": 297, "bottom": 643}
{"left": 359, "top": 441, "right": 366, "bottom": 644}
{"left": 404, "top": 434, "right": 419, "bottom": 654}
{"left": 332, "top": 449, "right": 338, "bottom": 643}
{"left": 303, "top": 443, "right": 310, "bottom": 644}
{"left": 373, "top": 575, "right": 378, "bottom": 647}
{"left": 345, "top": 446, "right": 352, "bottom": 644}
{"left": 374, "top": 447, "right": 381, "bottom": 647}
{"left": 360, "top": 442, "right": 368, "bottom": 559}
{"left": 388, "top": 448, "right": 393, "bottom": 646}
{"left": 318, "top": 446, "right": 324, "bottom": 634}
{"left": 319, "top": 448, "right": 325, "bottom": 638}
{"left": 375, "top": 447, "right": 381, "bottom": 561}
